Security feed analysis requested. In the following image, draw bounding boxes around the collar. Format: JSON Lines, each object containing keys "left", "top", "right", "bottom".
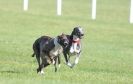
{"left": 72, "top": 35, "right": 80, "bottom": 43}
{"left": 72, "top": 39, "right": 80, "bottom": 44}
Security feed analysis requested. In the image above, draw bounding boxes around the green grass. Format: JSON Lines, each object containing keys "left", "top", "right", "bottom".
{"left": 0, "top": 0, "right": 133, "bottom": 84}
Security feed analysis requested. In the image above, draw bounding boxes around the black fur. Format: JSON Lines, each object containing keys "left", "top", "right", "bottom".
{"left": 63, "top": 26, "right": 84, "bottom": 68}
{"left": 32, "top": 34, "right": 69, "bottom": 74}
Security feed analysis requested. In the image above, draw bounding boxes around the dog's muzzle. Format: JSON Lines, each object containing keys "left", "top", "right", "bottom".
{"left": 79, "top": 34, "right": 84, "bottom": 39}
{"left": 64, "top": 41, "right": 69, "bottom": 47}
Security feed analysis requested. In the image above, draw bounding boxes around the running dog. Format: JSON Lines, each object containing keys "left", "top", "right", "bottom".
{"left": 32, "top": 34, "right": 69, "bottom": 74}
{"left": 63, "top": 26, "right": 84, "bottom": 68}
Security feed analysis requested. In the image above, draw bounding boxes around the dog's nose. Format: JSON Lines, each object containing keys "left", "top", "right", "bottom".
{"left": 81, "top": 34, "right": 84, "bottom": 36}
{"left": 64, "top": 41, "right": 69, "bottom": 46}
{"left": 80, "top": 34, "right": 84, "bottom": 38}
{"left": 64, "top": 42, "right": 68, "bottom": 45}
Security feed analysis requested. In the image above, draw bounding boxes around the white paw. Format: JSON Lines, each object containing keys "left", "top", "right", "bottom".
{"left": 40, "top": 70, "right": 44, "bottom": 75}
{"left": 52, "top": 60, "right": 55, "bottom": 64}
{"left": 75, "top": 59, "right": 79, "bottom": 64}
{"left": 70, "top": 63, "right": 75, "bottom": 68}
{"left": 67, "top": 62, "right": 72, "bottom": 67}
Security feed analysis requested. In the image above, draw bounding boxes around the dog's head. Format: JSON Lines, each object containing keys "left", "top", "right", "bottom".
{"left": 71, "top": 26, "right": 84, "bottom": 39}
{"left": 58, "top": 33, "right": 69, "bottom": 48}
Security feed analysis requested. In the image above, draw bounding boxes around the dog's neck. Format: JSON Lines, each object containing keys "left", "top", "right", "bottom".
{"left": 73, "top": 35, "right": 79, "bottom": 41}
{"left": 54, "top": 37, "right": 61, "bottom": 47}
{"left": 53, "top": 37, "right": 63, "bottom": 52}
{"left": 69, "top": 35, "right": 80, "bottom": 44}
{"left": 49, "top": 37, "right": 63, "bottom": 57}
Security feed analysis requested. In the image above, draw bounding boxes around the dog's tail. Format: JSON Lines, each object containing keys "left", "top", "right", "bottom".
{"left": 31, "top": 53, "right": 35, "bottom": 57}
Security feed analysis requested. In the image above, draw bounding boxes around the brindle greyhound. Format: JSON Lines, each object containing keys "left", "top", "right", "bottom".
{"left": 32, "top": 34, "right": 69, "bottom": 74}
{"left": 63, "top": 26, "right": 84, "bottom": 68}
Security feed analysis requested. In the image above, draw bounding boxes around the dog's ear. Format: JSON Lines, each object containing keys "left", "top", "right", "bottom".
{"left": 58, "top": 34, "right": 63, "bottom": 39}
{"left": 73, "top": 27, "right": 77, "bottom": 31}
{"left": 71, "top": 27, "right": 77, "bottom": 36}
{"left": 61, "top": 33, "right": 65, "bottom": 36}
{"left": 58, "top": 35, "right": 61, "bottom": 38}
{"left": 60, "top": 33, "right": 66, "bottom": 38}
{"left": 57, "top": 35, "right": 61, "bottom": 43}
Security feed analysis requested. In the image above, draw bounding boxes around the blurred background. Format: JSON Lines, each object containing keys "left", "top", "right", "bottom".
{"left": 0, "top": 0, "right": 133, "bottom": 84}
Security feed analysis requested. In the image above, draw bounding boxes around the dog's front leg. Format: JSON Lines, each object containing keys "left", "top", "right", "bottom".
{"left": 63, "top": 51, "right": 69, "bottom": 64}
{"left": 63, "top": 51, "right": 72, "bottom": 67}
{"left": 71, "top": 52, "right": 81, "bottom": 68}
{"left": 66, "top": 55, "right": 73, "bottom": 68}
{"left": 57, "top": 55, "right": 61, "bottom": 68}
{"left": 54, "top": 56, "right": 58, "bottom": 72}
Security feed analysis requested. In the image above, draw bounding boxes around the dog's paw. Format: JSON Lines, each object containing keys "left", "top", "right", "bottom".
{"left": 52, "top": 60, "right": 55, "bottom": 64}
{"left": 66, "top": 62, "right": 72, "bottom": 67}
{"left": 39, "top": 70, "right": 44, "bottom": 75}
{"left": 70, "top": 63, "right": 75, "bottom": 68}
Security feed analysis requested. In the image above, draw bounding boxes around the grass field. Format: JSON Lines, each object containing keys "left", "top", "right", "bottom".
{"left": 0, "top": 0, "right": 133, "bottom": 84}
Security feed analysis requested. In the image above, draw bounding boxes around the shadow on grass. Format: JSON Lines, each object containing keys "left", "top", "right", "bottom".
{"left": 86, "top": 68, "right": 133, "bottom": 75}
{"left": 0, "top": 70, "right": 21, "bottom": 74}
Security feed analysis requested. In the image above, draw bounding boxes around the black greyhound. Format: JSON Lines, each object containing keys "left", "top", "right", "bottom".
{"left": 63, "top": 26, "right": 84, "bottom": 68}
{"left": 32, "top": 34, "right": 69, "bottom": 74}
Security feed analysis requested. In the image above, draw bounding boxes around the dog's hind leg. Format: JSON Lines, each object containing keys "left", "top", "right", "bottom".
{"left": 37, "top": 63, "right": 44, "bottom": 74}
{"left": 41, "top": 62, "right": 50, "bottom": 74}
{"left": 39, "top": 54, "right": 50, "bottom": 75}
{"left": 36, "top": 56, "right": 41, "bottom": 73}
{"left": 37, "top": 60, "right": 50, "bottom": 75}
{"left": 35, "top": 51, "right": 41, "bottom": 73}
